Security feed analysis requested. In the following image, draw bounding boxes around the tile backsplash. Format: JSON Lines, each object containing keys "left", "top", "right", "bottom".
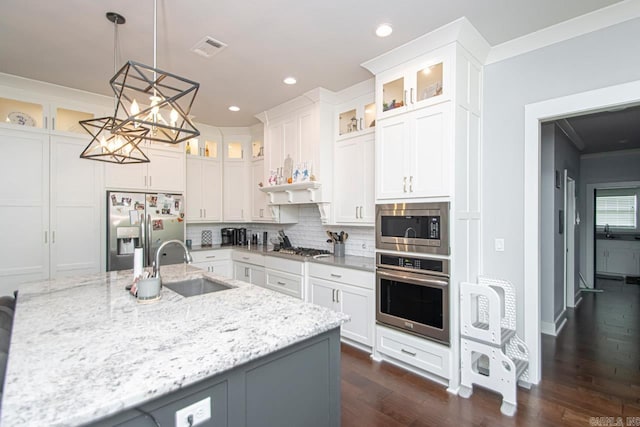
{"left": 186, "top": 205, "right": 375, "bottom": 257}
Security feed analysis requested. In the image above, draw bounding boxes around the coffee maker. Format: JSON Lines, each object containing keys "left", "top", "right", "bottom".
{"left": 236, "top": 228, "right": 247, "bottom": 246}
{"left": 221, "top": 228, "right": 236, "bottom": 246}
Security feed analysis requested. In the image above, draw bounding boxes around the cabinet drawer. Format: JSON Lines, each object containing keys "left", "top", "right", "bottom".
{"left": 191, "top": 249, "right": 231, "bottom": 263}
{"left": 265, "top": 269, "right": 303, "bottom": 299}
{"left": 232, "top": 250, "right": 265, "bottom": 266}
{"left": 264, "top": 256, "right": 304, "bottom": 275}
{"left": 308, "top": 263, "right": 374, "bottom": 290}
{"left": 376, "top": 325, "right": 449, "bottom": 379}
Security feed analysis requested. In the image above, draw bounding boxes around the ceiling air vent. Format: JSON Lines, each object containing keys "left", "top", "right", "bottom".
{"left": 191, "top": 36, "right": 227, "bottom": 58}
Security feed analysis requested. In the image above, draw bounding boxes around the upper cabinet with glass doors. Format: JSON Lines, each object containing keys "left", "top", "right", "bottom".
{"left": 376, "top": 50, "right": 450, "bottom": 120}
{"left": 336, "top": 93, "right": 376, "bottom": 141}
{"left": 0, "top": 93, "right": 105, "bottom": 135}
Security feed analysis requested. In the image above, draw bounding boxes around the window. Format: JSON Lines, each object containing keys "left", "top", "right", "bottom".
{"left": 596, "top": 194, "right": 637, "bottom": 228}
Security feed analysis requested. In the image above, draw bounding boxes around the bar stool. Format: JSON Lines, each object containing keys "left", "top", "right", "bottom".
{"left": 0, "top": 296, "right": 15, "bottom": 311}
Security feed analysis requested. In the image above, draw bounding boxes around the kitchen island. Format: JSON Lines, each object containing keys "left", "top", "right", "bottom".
{"left": 1, "top": 264, "right": 347, "bottom": 427}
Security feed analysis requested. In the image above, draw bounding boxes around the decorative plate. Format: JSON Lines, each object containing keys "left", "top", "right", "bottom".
{"left": 7, "top": 111, "right": 36, "bottom": 127}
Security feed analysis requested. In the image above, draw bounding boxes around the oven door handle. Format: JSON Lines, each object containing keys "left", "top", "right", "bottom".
{"left": 377, "top": 269, "right": 449, "bottom": 287}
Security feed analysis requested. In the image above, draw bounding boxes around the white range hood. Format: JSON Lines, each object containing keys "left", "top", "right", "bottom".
{"left": 259, "top": 182, "right": 331, "bottom": 224}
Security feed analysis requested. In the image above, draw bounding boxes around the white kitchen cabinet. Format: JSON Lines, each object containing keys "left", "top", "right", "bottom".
{"left": 186, "top": 156, "right": 222, "bottom": 222}
{"left": 596, "top": 239, "right": 640, "bottom": 276}
{"left": 0, "top": 128, "right": 101, "bottom": 292}
{"left": 374, "top": 48, "right": 450, "bottom": 121}
{"left": 376, "top": 102, "right": 450, "bottom": 200}
{"left": 104, "top": 146, "right": 185, "bottom": 193}
{"left": 233, "top": 251, "right": 265, "bottom": 286}
{"left": 251, "top": 159, "right": 270, "bottom": 222}
{"left": 336, "top": 93, "right": 376, "bottom": 140}
{"left": 223, "top": 161, "right": 248, "bottom": 221}
{"left": 308, "top": 263, "right": 375, "bottom": 347}
{"left": 334, "top": 132, "right": 374, "bottom": 224}
{"left": 257, "top": 89, "right": 334, "bottom": 208}
{"left": 49, "top": 135, "right": 102, "bottom": 279}
{"left": 264, "top": 256, "right": 304, "bottom": 299}
{"left": 191, "top": 249, "right": 232, "bottom": 278}
{"left": 0, "top": 92, "right": 106, "bottom": 135}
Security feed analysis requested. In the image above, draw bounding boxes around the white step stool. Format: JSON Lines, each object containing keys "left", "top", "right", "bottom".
{"left": 459, "top": 277, "right": 531, "bottom": 416}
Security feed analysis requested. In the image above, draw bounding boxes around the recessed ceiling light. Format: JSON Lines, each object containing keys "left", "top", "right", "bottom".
{"left": 228, "top": 105, "right": 240, "bottom": 112}
{"left": 376, "top": 23, "right": 393, "bottom": 38}
{"left": 283, "top": 77, "right": 297, "bottom": 85}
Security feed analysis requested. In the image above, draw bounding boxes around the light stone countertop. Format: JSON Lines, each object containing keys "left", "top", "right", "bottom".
{"left": 190, "top": 244, "right": 376, "bottom": 272}
{"left": 1, "top": 264, "right": 348, "bottom": 427}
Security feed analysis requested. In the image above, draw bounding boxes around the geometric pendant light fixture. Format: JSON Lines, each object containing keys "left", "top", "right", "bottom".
{"left": 79, "top": 12, "right": 150, "bottom": 163}
{"left": 109, "top": 0, "right": 200, "bottom": 145}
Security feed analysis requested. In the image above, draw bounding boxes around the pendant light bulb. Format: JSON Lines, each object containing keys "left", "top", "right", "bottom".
{"left": 131, "top": 99, "right": 140, "bottom": 116}
{"left": 170, "top": 108, "right": 179, "bottom": 126}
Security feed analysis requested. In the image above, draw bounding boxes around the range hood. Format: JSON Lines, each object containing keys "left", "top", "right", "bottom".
{"left": 259, "top": 182, "right": 330, "bottom": 224}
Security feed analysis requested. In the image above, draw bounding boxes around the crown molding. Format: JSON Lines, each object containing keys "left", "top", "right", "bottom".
{"left": 486, "top": 0, "right": 640, "bottom": 64}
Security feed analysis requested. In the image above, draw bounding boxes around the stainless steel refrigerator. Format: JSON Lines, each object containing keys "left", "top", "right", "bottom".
{"left": 107, "top": 191, "right": 186, "bottom": 271}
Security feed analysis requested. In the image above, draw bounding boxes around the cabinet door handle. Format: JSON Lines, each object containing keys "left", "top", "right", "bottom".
{"left": 359, "top": 118, "right": 363, "bottom": 131}
{"left": 410, "top": 88, "right": 414, "bottom": 104}
{"left": 276, "top": 281, "right": 286, "bottom": 286}
{"left": 409, "top": 176, "right": 413, "bottom": 192}
{"left": 359, "top": 206, "right": 363, "bottom": 219}
{"left": 203, "top": 209, "right": 206, "bottom": 217}
{"left": 403, "top": 176, "right": 407, "bottom": 192}
{"left": 52, "top": 231, "right": 56, "bottom": 244}
{"left": 335, "top": 289, "right": 340, "bottom": 303}
{"left": 44, "top": 231, "right": 48, "bottom": 244}
{"left": 44, "top": 117, "right": 48, "bottom": 129}
{"left": 205, "top": 255, "right": 216, "bottom": 259}
{"left": 242, "top": 256, "right": 250, "bottom": 260}
{"left": 330, "top": 273, "right": 342, "bottom": 278}
{"left": 401, "top": 348, "right": 417, "bottom": 357}
{"left": 144, "top": 176, "right": 148, "bottom": 187}
{"left": 149, "top": 176, "right": 152, "bottom": 187}
{"left": 245, "top": 267, "right": 249, "bottom": 277}
{"left": 355, "top": 206, "right": 359, "bottom": 219}
{"left": 331, "top": 289, "right": 335, "bottom": 302}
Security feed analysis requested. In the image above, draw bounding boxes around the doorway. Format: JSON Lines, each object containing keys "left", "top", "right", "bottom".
{"left": 523, "top": 79, "right": 640, "bottom": 384}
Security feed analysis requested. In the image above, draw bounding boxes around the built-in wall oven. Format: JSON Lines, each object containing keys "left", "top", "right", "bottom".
{"left": 376, "top": 252, "right": 450, "bottom": 345}
{"left": 376, "top": 202, "right": 449, "bottom": 255}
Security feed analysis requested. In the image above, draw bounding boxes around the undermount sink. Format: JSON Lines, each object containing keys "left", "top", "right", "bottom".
{"left": 164, "top": 277, "right": 232, "bottom": 297}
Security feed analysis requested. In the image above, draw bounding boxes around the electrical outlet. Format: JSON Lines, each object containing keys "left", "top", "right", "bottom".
{"left": 361, "top": 243, "right": 367, "bottom": 249}
{"left": 494, "top": 238, "right": 505, "bottom": 252}
{"left": 175, "top": 396, "right": 211, "bottom": 427}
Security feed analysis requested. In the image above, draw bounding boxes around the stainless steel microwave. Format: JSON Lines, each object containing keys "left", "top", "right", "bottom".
{"left": 375, "top": 202, "right": 450, "bottom": 255}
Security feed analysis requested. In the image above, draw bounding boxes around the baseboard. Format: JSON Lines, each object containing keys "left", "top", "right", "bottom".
{"left": 574, "top": 295, "right": 583, "bottom": 308}
{"left": 541, "top": 311, "right": 567, "bottom": 337}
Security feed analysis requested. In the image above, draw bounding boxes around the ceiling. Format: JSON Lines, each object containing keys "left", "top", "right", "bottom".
{"left": 0, "top": 0, "right": 623, "bottom": 127}
{"left": 558, "top": 104, "right": 640, "bottom": 154}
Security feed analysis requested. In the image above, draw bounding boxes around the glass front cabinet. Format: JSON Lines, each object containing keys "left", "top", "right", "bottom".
{"left": 336, "top": 93, "right": 376, "bottom": 140}
{"left": 0, "top": 93, "right": 105, "bottom": 135}
{"left": 376, "top": 48, "right": 450, "bottom": 120}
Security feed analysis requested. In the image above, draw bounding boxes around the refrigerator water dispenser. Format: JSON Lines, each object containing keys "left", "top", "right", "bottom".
{"left": 117, "top": 227, "right": 140, "bottom": 255}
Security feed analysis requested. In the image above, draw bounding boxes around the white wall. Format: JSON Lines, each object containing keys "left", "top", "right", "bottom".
{"left": 540, "top": 123, "right": 581, "bottom": 325}
{"left": 186, "top": 205, "right": 375, "bottom": 257}
{"left": 482, "top": 17, "right": 640, "bottom": 333}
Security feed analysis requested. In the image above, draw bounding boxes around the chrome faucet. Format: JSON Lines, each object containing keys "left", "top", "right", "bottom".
{"left": 153, "top": 239, "right": 193, "bottom": 282}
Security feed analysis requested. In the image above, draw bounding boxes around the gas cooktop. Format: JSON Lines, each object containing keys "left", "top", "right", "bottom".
{"left": 273, "top": 247, "right": 331, "bottom": 257}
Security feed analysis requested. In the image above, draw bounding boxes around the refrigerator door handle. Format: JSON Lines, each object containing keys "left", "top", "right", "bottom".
{"left": 139, "top": 212, "right": 146, "bottom": 266}
{"left": 147, "top": 214, "right": 153, "bottom": 266}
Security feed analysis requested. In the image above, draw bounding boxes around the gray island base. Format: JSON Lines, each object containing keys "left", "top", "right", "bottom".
{"left": 97, "top": 328, "right": 341, "bottom": 427}
{"left": 1, "top": 264, "right": 346, "bottom": 427}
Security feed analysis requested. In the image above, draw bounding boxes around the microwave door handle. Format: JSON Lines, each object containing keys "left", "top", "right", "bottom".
{"left": 377, "top": 269, "right": 448, "bottom": 287}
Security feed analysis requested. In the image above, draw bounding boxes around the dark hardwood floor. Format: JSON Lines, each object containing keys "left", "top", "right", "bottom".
{"left": 341, "top": 278, "right": 640, "bottom": 426}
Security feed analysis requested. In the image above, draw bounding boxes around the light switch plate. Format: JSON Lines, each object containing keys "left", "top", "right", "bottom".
{"left": 175, "top": 396, "right": 211, "bottom": 427}
{"left": 494, "top": 238, "right": 505, "bottom": 252}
